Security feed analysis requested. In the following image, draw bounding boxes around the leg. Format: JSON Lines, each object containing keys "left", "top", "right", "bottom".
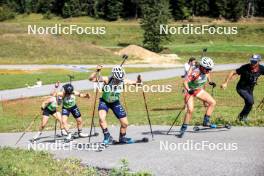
{"left": 53, "top": 112, "right": 63, "bottom": 129}
{"left": 111, "top": 101, "right": 132, "bottom": 143}
{"left": 98, "top": 99, "right": 112, "bottom": 144}
{"left": 183, "top": 95, "right": 194, "bottom": 124}
{"left": 179, "top": 95, "right": 194, "bottom": 137}
{"left": 71, "top": 106, "right": 88, "bottom": 137}
{"left": 119, "top": 117, "right": 129, "bottom": 136}
{"left": 237, "top": 88, "right": 254, "bottom": 120}
{"left": 39, "top": 115, "right": 49, "bottom": 131}
{"left": 33, "top": 115, "right": 49, "bottom": 140}
{"left": 71, "top": 106, "right": 82, "bottom": 130}
{"left": 196, "top": 90, "right": 216, "bottom": 126}
{"left": 75, "top": 117, "right": 83, "bottom": 130}
{"left": 53, "top": 112, "right": 67, "bottom": 136}
{"left": 62, "top": 115, "right": 69, "bottom": 131}
{"left": 99, "top": 110, "right": 108, "bottom": 129}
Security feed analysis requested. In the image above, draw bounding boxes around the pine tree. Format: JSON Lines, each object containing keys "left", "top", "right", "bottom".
{"left": 213, "top": 0, "right": 227, "bottom": 18}
{"left": 170, "top": 0, "right": 190, "bottom": 20}
{"left": 140, "top": 0, "right": 171, "bottom": 52}
{"left": 62, "top": 0, "right": 81, "bottom": 18}
{"left": 194, "top": 0, "right": 209, "bottom": 16}
{"left": 122, "top": 0, "right": 138, "bottom": 19}
{"left": 105, "top": 0, "right": 122, "bottom": 21}
{"left": 255, "top": 0, "right": 264, "bottom": 16}
{"left": 225, "top": 0, "right": 244, "bottom": 21}
{"left": 87, "top": 0, "right": 96, "bottom": 16}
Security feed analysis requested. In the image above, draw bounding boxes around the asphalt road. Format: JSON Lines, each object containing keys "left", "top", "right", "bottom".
{"left": 0, "top": 63, "right": 240, "bottom": 100}
{"left": 0, "top": 125, "right": 263, "bottom": 176}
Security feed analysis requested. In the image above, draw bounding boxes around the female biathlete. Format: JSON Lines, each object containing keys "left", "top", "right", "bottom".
{"left": 33, "top": 93, "right": 64, "bottom": 141}
{"left": 179, "top": 57, "right": 217, "bottom": 137}
{"left": 56, "top": 84, "right": 90, "bottom": 141}
{"left": 221, "top": 54, "right": 264, "bottom": 122}
{"left": 89, "top": 65, "right": 141, "bottom": 144}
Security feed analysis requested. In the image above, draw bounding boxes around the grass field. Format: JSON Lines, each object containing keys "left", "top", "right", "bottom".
{"left": 0, "top": 67, "right": 163, "bottom": 90}
{"left": 1, "top": 14, "right": 264, "bottom": 64}
{"left": 0, "top": 71, "right": 263, "bottom": 133}
{"left": 0, "top": 147, "right": 150, "bottom": 176}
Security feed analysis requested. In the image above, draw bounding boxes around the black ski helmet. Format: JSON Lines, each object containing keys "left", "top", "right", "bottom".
{"left": 63, "top": 84, "right": 74, "bottom": 94}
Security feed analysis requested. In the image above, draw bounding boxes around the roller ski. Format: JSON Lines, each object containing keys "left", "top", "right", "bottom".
{"left": 193, "top": 124, "right": 231, "bottom": 132}
{"left": 112, "top": 137, "right": 149, "bottom": 145}
{"left": 72, "top": 131, "right": 99, "bottom": 139}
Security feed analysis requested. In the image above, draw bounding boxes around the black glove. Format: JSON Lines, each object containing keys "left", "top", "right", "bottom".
{"left": 209, "top": 82, "right": 216, "bottom": 88}
{"left": 188, "top": 89, "right": 195, "bottom": 95}
{"left": 41, "top": 107, "right": 45, "bottom": 111}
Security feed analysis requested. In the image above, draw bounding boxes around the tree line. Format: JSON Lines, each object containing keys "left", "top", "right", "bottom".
{"left": 0, "top": 0, "right": 264, "bottom": 21}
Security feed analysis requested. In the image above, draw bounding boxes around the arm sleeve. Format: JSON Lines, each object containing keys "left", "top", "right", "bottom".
{"left": 236, "top": 65, "right": 245, "bottom": 75}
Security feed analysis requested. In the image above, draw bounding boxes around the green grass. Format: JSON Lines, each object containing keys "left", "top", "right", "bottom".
{"left": 0, "top": 147, "right": 151, "bottom": 176}
{"left": 0, "top": 71, "right": 263, "bottom": 133}
{"left": 1, "top": 14, "right": 264, "bottom": 64}
{"left": 0, "top": 67, "right": 163, "bottom": 90}
{"left": 0, "top": 147, "right": 98, "bottom": 176}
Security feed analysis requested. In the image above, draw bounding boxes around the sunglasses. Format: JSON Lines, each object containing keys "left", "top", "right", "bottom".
{"left": 250, "top": 60, "right": 258, "bottom": 65}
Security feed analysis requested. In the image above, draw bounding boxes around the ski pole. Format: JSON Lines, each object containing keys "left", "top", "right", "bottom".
{"left": 202, "top": 48, "right": 207, "bottom": 57}
{"left": 88, "top": 70, "right": 101, "bottom": 143}
{"left": 67, "top": 75, "right": 74, "bottom": 84}
{"left": 120, "top": 54, "right": 128, "bottom": 67}
{"left": 54, "top": 119, "right": 57, "bottom": 141}
{"left": 167, "top": 95, "right": 192, "bottom": 135}
{"left": 142, "top": 90, "right": 154, "bottom": 140}
{"left": 138, "top": 75, "right": 154, "bottom": 140}
{"left": 15, "top": 114, "right": 39, "bottom": 145}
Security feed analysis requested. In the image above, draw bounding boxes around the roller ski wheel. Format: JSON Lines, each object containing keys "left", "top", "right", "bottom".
{"left": 112, "top": 137, "right": 149, "bottom": 145}
{"left": 193, "top": 124, "right": 232, "bottom": 132}
{"left": 64, "top": 138, "right": 73, "bottom": 143}
{"left": 225, "top": 124, "right": 232, "bottom": 129}
{"left": 193, "top": 126, "right": 200, "bottom": 132}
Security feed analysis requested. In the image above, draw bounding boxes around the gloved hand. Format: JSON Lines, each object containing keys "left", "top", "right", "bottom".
{"left": 188, "top": 89, "right": 195, "bottom": 95}
{"left": 209, "top": 82, "right": 216, "bottom": 88}
{"left": 41, "top": 107, "right": 45, "bottom": 111}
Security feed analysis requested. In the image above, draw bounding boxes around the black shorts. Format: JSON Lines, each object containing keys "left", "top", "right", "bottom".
{"left": 62, "top": 105, "right": 81, "bottom": 119}
{"left": 42, "top": 107, "right": 56, "bottom": 116}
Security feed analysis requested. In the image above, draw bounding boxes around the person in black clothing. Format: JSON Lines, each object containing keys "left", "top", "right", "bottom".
{"left": 221, "top": 54, "right": 264, "bottom": 121}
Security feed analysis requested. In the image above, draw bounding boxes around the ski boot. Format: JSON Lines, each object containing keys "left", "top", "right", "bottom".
{"left": 64, "top": 133, "right": 73, "bottom": 143}
{"left": 203, "top": 117, "right": 216, "bottom": 128}
{"left": 178, "top": 124, "right": 187, "bottom": 138}
{"left": 103, "top": 133, "right": 113, "bottom": 145}
{"left": 61, "top": 129, "right": 68, "bottom": 137}
{"left": 119, "top": 136, "right": 134, "bottom": 144}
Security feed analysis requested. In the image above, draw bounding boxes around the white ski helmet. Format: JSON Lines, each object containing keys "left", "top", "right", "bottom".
{"left": 112, "top": 66, "right": 125, "bottom": 80}
{"left": 200, "top": 57, "right": 214, "bottom": 70}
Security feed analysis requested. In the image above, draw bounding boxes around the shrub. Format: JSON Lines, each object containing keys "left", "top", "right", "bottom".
{"left": 0, "top": 6, "right": 15, "bottom": 21}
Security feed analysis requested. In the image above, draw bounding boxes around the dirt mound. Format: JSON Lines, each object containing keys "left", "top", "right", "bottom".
{"left": 116, "top": 45, "right": 181, "bottom": 64}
